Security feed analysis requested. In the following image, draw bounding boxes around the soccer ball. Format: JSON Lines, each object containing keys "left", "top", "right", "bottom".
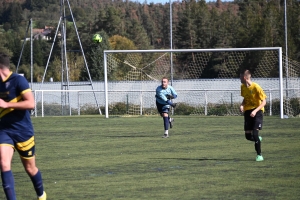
{"left": 92, "top": 34, "right": 102, "bottom": 43}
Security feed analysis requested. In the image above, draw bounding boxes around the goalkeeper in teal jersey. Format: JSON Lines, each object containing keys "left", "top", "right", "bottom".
{"left": 155, "top": 77, "right": 177, "bottom": 138}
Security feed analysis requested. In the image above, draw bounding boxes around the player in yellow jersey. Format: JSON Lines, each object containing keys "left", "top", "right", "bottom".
{"left": 240, "top": 69, "right": 266, "bottom": 162}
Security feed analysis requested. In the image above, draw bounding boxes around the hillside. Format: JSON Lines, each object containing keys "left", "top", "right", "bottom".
{"left": 0, "top": 0, "right": 299, "bottom": 82}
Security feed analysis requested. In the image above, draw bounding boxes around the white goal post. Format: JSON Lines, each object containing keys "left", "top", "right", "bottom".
{"left": 103, "top": 47, "right": 287, "bottom": 119}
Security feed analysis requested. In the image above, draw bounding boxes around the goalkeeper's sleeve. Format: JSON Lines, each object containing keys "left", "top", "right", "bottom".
{"left": 166, "top": 94, "right": 177, "bottom": 100}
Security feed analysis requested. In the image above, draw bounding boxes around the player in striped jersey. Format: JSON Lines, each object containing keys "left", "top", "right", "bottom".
{"left": 0, "top": 52, "right": 46, "bottom": 200}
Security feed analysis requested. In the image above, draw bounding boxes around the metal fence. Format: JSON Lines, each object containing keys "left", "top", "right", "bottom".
{"left": 32, "top": 79, "right": 300, "bottom": 117}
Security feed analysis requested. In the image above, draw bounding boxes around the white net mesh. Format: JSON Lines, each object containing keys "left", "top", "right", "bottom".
{"left": 282, "top": 56, "right": 300, "bottom": 117}
{"left": 105, "top": 49, "right": 300, "bottom": 117}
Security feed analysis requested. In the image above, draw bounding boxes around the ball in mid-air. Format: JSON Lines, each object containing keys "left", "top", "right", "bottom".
{"left": 93, "top": 34, "right": 102, "bottom": 43}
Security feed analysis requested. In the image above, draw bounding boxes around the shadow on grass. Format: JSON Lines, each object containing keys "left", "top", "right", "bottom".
{"left": 150, "top": 157, "right": 252, "bottom": 162}
{"left": 103, "top": 135, "right": 156, "bottom": 138}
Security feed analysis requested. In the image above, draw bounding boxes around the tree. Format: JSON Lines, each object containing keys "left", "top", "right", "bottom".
{"left": 140, "top": 4, "right": 156, "bottom": 46}
{"left": 174, "top": 0, "right": 204, "bottom": 78}
{"left": 108, "top": 35, "right": 138, "bottom": 80}
{"left": 95, "top": 6, "right": 125, "bottom": 36}
{"left": 25, "top": 0, "right": 48, "bottom": 11}
{"left": 175, "top": 0, "right": 198, "bottom": 49}
{"left": 33, "top": 38, "right": 44, "bottom": 66}
{"left": 81, "top": 31, "right": 111, "bottom": 81}
{"left": 125, "top": 19, "right": 151, "bottom": 49}
{"left": 285, "top": 0, "right": 300, "bottom": 61}
{"left": 4, "top": 31, "right": 22, "bottom": 67}
{"left": 3, "top": 3, "right": 23, "bottom": 30}
{"left": 0, "top": 32, "right": 13, "bottom": 57}
{"left": 18, "top": 63, "right": 44, "bottom": 82}
{"left": 72, "top": 7, "right": 87, "bottom": 22}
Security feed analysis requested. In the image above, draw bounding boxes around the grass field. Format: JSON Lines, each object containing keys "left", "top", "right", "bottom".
{"left": 4, "top": 116, "right": 300, "bottom": 200}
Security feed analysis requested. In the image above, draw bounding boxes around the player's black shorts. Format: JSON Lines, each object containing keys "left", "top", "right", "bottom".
{"left": 244, "top": 109, "right": 263, "bottom": 131}
{"left": 156, "top": 101, "right": 170, "bottom": 114}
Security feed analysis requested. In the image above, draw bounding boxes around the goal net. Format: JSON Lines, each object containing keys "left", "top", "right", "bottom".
{"left": 103, "top": 48, "right": 300, "bottom": 118}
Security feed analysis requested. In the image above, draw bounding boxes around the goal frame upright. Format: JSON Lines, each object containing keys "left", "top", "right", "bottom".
{"left": 103, "top": 47, "right": 283, "bottom": 119}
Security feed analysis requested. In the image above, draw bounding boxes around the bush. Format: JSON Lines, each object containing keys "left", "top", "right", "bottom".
{"left": 174, "top": 103, "right": 196, "bottom": 115}
{"left": 143, "top": 107, "right": 158, "bottom": 115}
{"left": 36, "top": 102, "right": 105, "bottom": 116}
{"left": 265, "top": 98, "right": 300, "bottom": 117}
{"left": 35, "top": 102, "right": 77, "bottom": 116}
{"left": 207, "top": 104, "right": 228, "bottom": 116}
{"left": 79, "top": 104, "right": 104, "bottom": 115}
{"left": 265, "top": 99, "right": 280, "bottom": 116}
{"left": 109, "top": 102, "right": 127, "bottom": 115}
{"left": 290, "top": 98, "right": 300, "bottom": 116}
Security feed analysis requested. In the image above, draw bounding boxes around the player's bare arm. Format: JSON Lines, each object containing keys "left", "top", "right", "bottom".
{"left": 240, "top": 99, "right": 245, "bottom": 112}
{"left": 0, "top": 91, "right": 34, "bottom": 110}
{"left": 250, "top": 99, "right": 266, "bottom": 117}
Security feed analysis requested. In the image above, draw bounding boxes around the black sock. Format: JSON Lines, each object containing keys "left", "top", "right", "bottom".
{"left": 252, "top": 129, "right": 261, "bottom": 155}
{"left": 245, "top": 133, "right": 254, "bottom": 141}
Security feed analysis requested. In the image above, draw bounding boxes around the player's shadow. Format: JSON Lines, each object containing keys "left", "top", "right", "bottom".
{"left": 103, "top": 135, "right": 155, "bottom": 138}
{"left": 151, "top": 158, "right": 249, "bottom": 162}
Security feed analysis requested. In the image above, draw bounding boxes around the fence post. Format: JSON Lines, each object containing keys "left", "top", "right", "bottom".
{"left": 269, "top": 90, "right": 272, "bottom": 116}
{"left": 34, "top": 90, "right": 37, "bottom": 117}
{"left": 126, "top": 94, "right": 129, "bottom": 114}
{"left": 42, "top": 90, "right": 44, "bottom": 117}
{"left": 140, "top": 91, "right": 143, "bottom": 116}
{"left": 205, "top": 90, "right": 208, "bottom": 116}
{"left": 231, "top": 92, "right": 233, "bottom": 108}
{"left": 78, "top": 91, "right": 80, "bottom": 116}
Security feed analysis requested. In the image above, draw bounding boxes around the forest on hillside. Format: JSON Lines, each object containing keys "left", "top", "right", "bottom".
{"left": 0, "top": 0, "right": 299, "bottom": 81}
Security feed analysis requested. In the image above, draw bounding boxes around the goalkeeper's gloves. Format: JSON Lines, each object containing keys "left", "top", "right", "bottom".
{"left": 166, "top": 94, "right": 177, "bottom": 100}
{"left": 166, "top": 94, "right": 173, "bottom": 100}
{"left": 167, "top": 100, "right": 177, "bottom": 108}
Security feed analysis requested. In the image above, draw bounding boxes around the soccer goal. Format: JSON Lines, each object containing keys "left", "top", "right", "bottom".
{"left": 103, "top": 47, "right": 300, "bottom": 119}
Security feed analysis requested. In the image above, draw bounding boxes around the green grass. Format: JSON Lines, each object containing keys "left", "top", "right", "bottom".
{"left": 5, "top": 116, "right": 300, "bottom": 200}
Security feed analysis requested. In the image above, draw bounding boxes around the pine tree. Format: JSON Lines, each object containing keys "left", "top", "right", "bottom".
{"left": 81, "top": 31, "right": 111, "bottom": 81}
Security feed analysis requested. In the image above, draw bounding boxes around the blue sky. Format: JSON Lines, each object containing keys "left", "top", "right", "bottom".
{"left": 135, "top": 0, "right": 232, "bottom": 4}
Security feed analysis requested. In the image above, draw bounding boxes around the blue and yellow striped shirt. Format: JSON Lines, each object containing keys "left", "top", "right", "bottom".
{"left": 0, "top": 72, "right": 33, "bottom": 131}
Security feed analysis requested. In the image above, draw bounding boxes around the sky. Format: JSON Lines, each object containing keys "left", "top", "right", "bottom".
{"left": 135, "top": 0, "right": 233, "bottom": 4}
